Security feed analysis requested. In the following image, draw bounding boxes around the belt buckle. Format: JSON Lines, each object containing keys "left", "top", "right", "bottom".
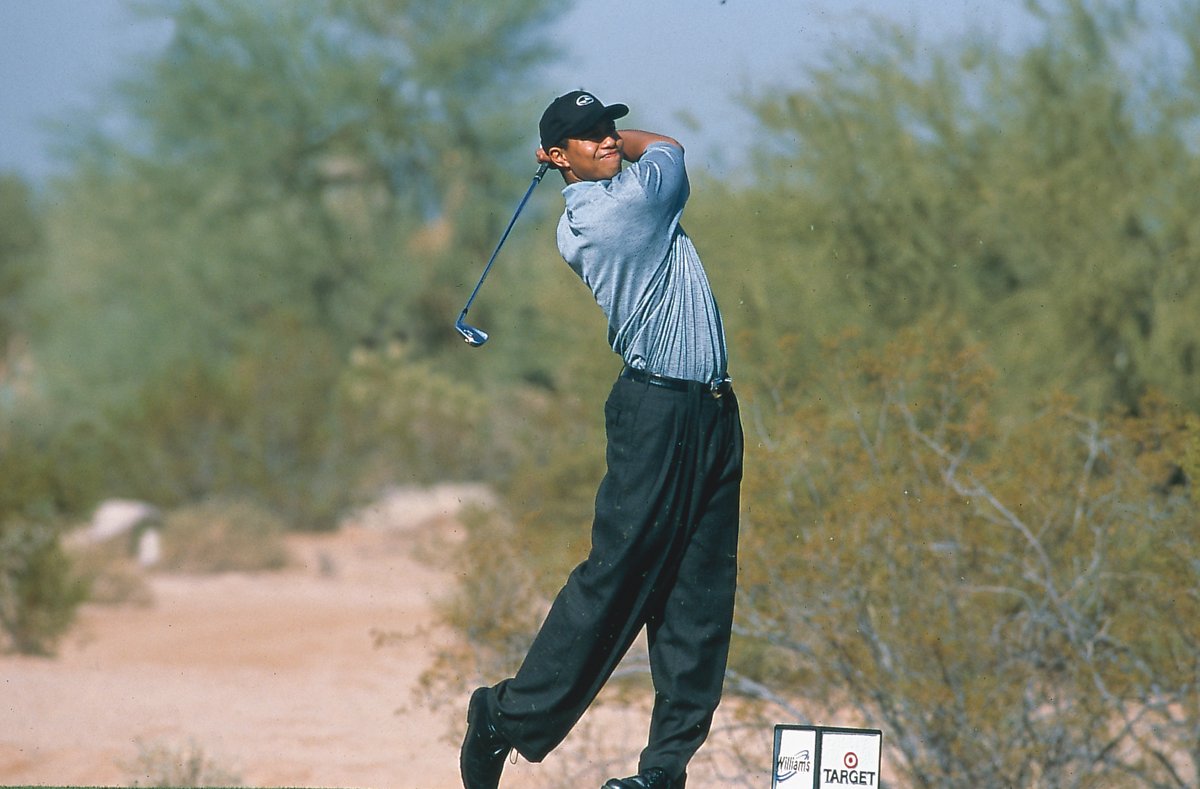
{"left": 709, "top": 377, "right": 731, "bottom": 399}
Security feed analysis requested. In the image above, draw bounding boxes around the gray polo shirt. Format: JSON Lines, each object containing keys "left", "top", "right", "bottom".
{"left": 556, "top": 142, "right": 728, "bottom": 384}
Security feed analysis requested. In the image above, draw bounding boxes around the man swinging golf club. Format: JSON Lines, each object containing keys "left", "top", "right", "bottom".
{"left": 460, "top": 90, "right": 744, "bottom": 789}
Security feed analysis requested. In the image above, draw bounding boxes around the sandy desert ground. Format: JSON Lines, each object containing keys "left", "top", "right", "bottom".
{"left": 0, "top": 485, "right": 497, "bottom": 788}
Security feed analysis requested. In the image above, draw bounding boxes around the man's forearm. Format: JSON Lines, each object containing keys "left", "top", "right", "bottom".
{"left": 620, "top": 129, "right": 682, "bottom": 161}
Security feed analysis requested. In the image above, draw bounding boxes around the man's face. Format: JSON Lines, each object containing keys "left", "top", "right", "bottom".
{"left": 551, "top": 119, "right": 623, "bottom": 183}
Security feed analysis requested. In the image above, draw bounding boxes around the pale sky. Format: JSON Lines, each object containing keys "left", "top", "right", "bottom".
{"left": 0, "top": 0, "right": 1036, "bottom": 184}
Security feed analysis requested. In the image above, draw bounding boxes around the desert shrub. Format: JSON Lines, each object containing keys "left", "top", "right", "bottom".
{"left": 334, "top": 341, "right": 524, "bottom": 489}
{"left": 730, "top": 325, "right": 1198, "bottom": 788}
{"left": 95, "top": 315, "right": 350, "bottom": 531}
{"left": 1, "top": 392, "right": 91, "bottom": 655}
{"left": 66, "top": 327, "right": 541, "bottom": 538}
{"left": 124, "top": 738, "right": 241, "bottom": 788}
{"left": 0, "top": 518, "right": 88, "bottom": 655}
{"left": 157, "top": 497, "right": 290, "bottom": 574}
{"left": 0, "top": 413, "right": 71, "bottom": 520}
{"left": 67, "top": 537, "right": 155, "bottom": 607}
{"left": 1185, "top": 413, "right": 1200, "bottom": 501}
{"left": 0, "top": 172, "right": 41, "bottom": 349}
{"left": 737, "top": 0, "right": 1200, "bottom": 416}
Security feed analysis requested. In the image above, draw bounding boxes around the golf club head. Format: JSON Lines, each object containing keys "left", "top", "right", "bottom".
{"left": 455, "top": 316, "right": 489, "bottom": 347}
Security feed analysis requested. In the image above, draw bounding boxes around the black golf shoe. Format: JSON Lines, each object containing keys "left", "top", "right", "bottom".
{"left": 601, "top": 767, "right": 684, "bottom": 788}
{"left": 460, "top": 686, "right": 511, "bottom": 789}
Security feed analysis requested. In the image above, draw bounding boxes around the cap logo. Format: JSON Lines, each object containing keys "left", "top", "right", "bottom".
{"left": 575, "top": 94, "right": 595, "bottom": 107}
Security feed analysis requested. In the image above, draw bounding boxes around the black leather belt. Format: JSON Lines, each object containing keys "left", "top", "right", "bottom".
{"left": 621, "top": 366, "right": 733, "bottom": 398}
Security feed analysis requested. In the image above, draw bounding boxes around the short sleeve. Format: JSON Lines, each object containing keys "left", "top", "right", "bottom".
{"left": 623, "top": 142, "right": 689, "bottom": 211}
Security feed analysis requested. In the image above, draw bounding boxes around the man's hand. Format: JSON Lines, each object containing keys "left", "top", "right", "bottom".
{"left": 536, "top": 147, "right": 555, "bottom": 166}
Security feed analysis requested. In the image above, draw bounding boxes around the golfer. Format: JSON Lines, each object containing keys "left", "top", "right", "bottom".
{"left": 460, "top": 90, "right": 744, "bottom": 789}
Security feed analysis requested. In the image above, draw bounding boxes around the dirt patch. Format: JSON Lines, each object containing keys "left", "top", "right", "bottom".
{"left": 0, "top": 486, "right": 480, "bottom": 788}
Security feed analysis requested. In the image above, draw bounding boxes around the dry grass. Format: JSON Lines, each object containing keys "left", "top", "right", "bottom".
{"left": 122, "top": 737, "right": 242, "bottom": 787}
{"left": 156, "top": 498, "right": 290, "bottom": 574}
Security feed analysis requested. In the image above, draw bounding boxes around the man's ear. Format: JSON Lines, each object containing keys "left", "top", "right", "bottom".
{"left": 547, "top": 144, "right": 571, "bottom": 170}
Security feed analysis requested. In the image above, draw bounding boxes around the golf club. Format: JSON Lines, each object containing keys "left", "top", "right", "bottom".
{"left": 455, "top": 161, "right": 551, "bottom": 346}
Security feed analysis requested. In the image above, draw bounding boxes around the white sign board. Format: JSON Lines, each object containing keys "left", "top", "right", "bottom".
{"left": 816, "top": 729, "right": 882, "bottom": 788}
{"left": 772, "top": 726, "right": 818, "bottom": 787}
{"left": 772, "top": 725, "right": 882, "bottom": 789}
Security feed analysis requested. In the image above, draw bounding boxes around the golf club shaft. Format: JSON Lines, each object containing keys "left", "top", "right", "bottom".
{"left": 458, "top": 161, "right": 551, "bottom": 321}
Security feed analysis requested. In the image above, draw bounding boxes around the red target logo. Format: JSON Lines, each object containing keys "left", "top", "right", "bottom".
{"left": 844, "top": 752, "right": 859, "bottom": 770}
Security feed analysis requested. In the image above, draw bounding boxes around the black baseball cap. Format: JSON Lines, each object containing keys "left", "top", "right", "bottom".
{"left": 539, "top": 90, "right": 629, "bottom": 150}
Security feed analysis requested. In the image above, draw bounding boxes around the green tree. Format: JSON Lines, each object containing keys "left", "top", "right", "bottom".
{"left": 0, "top": 173, "right": 40, "bottom": 358}
{"left": 44, "top": 0, "right": 565, "bottom": 402}
{"left": 26, "top": 0, "right": 565, "bottom": 526}
{"left": 0, "top": 176, "right": 83, "bottom": 656}
{"left": 733, "top": 0, "right": 1200, "bottom": 414}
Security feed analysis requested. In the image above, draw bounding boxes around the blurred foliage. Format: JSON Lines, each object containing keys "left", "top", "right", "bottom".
{"left": 731, "top": 0, "right": 1200, "bottom": 415}
{"left": 0, "top": 173, "right": 41, "bottom": 352}
{"left": 107, "top": 315, "right": 347, "bottom": 528}
{"left": 157, "top": 497, "right": 289, "bottom": 573}
{"left": 1, "top": 0, "right": 568, "bottom": 650}
{"left": 1186, "top": 413, "right": 1200, "bottom": 502}
{"left": 123, "top": 737, "right": 241, "bottom": 787}
{"left": 69, "top": 539, "right": 155, "bottom": 608}
{"left": 0, "top": 406, "right": 88, "bottom": 655}
{"left": 731, "top": 325, "right": 1196, "bottom": 787}
{"left": 37, "top": 0, "right": 567, "bottom": 406}
{"left": 0, "top": 518, "right": 88, "bottom": 655}
{"left": 17, "top": 0, "right": 566, "bottom": 524}
{"left": 336, "top": 340, "right": 517, "bottom": 488}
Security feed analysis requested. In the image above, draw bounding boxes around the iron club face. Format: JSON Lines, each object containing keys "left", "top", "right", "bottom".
{"left": 455, "top": 315, "right": 489, "bottom": 346}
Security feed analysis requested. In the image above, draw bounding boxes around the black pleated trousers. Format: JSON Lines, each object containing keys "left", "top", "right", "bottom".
{"left": 488, "top": 372, "right": 744, "bottom": 781}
